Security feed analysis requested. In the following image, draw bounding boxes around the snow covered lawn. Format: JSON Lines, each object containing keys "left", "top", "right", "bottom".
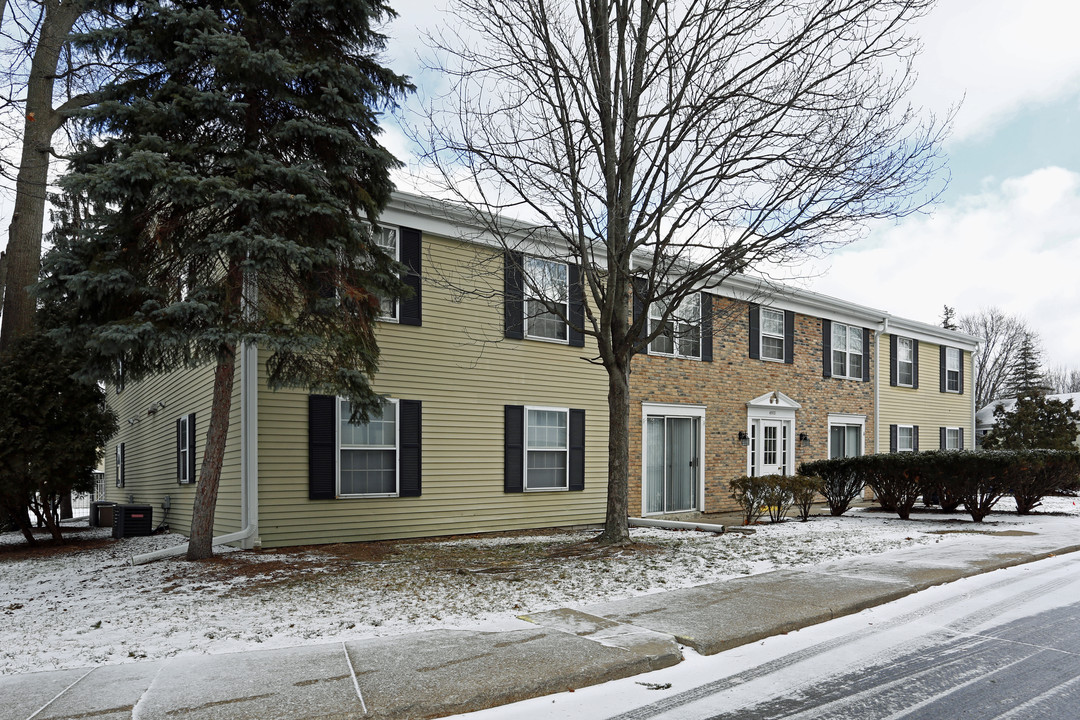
{"left": 3, "top": 498, "right": 1078, "bottom": 676}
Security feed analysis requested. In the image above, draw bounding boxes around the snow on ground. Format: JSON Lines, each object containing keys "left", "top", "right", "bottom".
{"left": 2, "top": 498, "right": 1077, "bottom": 676}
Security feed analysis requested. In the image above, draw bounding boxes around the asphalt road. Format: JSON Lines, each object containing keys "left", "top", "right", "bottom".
{"left": 616, "top": 558, "right": 1080, "bottom": 720}
{"left": 464, "top": 552, "right": 1080, "bottom": 720}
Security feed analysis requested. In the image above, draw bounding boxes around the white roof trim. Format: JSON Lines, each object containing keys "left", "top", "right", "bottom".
{"left": 747, "top": 390, "right": 802, "bottom": 410}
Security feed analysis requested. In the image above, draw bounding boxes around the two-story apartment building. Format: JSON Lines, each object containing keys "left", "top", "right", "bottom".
{"left": 628, "top": 277, "right": 978, "bottom": 517}
{"left": 103, "top": 193, "right": 611, "bottom": 549}
{"left": 101, "top": 191, "right": 979, "bottom": 545}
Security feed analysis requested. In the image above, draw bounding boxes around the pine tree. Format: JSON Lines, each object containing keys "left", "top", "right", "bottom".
{"left": 38, "top": 0, "right": 412, "bottom": 559}
{"left": 941, "top": 305, "right": 957, "bottom": 331}
{"left": 1005, "top": 333, "right": 1051, "bottom": 399}
{"left": 982, "top": 395, "right": 1080, "bottom": 450}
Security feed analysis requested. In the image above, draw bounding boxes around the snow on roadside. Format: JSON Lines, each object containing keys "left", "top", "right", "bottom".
{"left": 2, "top": 499, "right": 1077, "bottom": 676}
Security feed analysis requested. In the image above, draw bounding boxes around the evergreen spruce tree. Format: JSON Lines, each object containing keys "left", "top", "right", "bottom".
{"left": 38, "top": 0, "right": 412, "bottom": 559}
{"left": 981, "top": 395, "right": 1080, "bottom": 450}
{"left": 1005, "top": 333, "right": 1051, "bottom": 399}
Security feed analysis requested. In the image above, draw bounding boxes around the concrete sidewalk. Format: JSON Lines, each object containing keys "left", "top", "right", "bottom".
{"left": 6, "top": 525, "right": 1080, "bottom": 720}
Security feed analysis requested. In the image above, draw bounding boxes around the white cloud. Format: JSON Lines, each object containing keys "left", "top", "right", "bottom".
{"left": 802, "top": 167, "right": 1080, "bottom": 368}
{"left": 912, "top": 0, "right": 1080, "bottom": 142}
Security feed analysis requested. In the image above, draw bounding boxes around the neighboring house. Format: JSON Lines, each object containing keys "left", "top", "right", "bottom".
{"left": 101, "top": 191, "right": 982, "bottom": 545}
{"left": 876, "top": 319, "right": 978, "bottom": 453}
{"left": 975, "top": 392, "right": 1080, "bottom": 447}
{"left": 102, "top": 192, "right": 611, "bottom": 549}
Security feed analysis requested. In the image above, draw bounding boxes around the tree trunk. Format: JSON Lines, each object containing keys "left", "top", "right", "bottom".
{"left": 0, "top": 0, "right": 83, "bottom": 354}
{"left": 596, "top": 357, "right": 632, "bottom": 545}
{"left": 186, "top": 346, "right": 236, "bottom": 560}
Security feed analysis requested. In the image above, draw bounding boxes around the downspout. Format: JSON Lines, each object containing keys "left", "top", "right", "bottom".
{"left": 876, "top": 317, "right": 888, "bottom": 453}
{"left": 132, "top": 341, "right": 260, "bottom": 565}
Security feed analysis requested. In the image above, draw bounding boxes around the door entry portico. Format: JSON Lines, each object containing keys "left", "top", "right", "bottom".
{"left": 746, "top": 391, "right": 800, "bottom": 476}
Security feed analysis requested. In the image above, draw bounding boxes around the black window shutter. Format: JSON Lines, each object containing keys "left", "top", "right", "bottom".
{"left": 889, "top": 335, "right": 898, "bottom": 386}
{"left": 783, "top": 310, "right": 795, "bottom": 364}
{"left": 959, "top": 427, "right": 965, "bottom": 449}
{"left": 912, "top": 341, "right": 920, "bottom": 389}
{"left": 176, "top": 418, "right": 183, "bottom": 483}
{"left": 939, "top": 426, "right": 947, "bottom": 450}
{"left": 568, "top": 263, "right": 585, "bottom": 348}
{"left": 504, "top": 405, "right": 524, "bottom": 492}
{"left": 568, "top": 409, "right": 585, "bottom": 491}
{"left": 504, "top": 251, "right": 524, "bottom": 340}
{"left": 399, "top": 400, "right": 422, "bottom": 497}
{"left": 701, "top": 293, "right": 713, "bottom": 362}
{"left": 748, "top": 304, "right": 760, "bottom": 359}
{"left": 118, "top": 443, "right": 125, "bottom": 488}
{"left": 862, "top": 328, "right": 871, "bottom": 382}
{"left": 187, "top": 413, "right": 197, "bottom": 484}
{"left": 632, "top": 277, "right": 647, "bottom": 354}
{"left": 959, "top": 352, "right": 965, "bottom": 394}
{"left": 821, "top": 319, "right": 832, "bottom": 378}
{"left": 889, "top": 424, "right": 898, "bottom": 453}
{"left": 399, "top": 226, "right": 422, "bottom": 326}
{"left": 308, "top": 395, "right": 337, "bottom": 500}
{"left": 939, "top": 345, "right": 947, "bottom": 393}
{"left": 912, "top": 426, "right": 920, "bottom": 452}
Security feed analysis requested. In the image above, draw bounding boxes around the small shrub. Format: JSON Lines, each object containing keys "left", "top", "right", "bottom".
{"left": 798, "top": 457, "right": 864, "bottom": 516}
{"left": 729, "top": 475, "right": 771, "bottom": 525}
{"left": 787, "top": 474, "right": 821, "bottom": 522}
{"left": 858, "top": 454, "right": 924, "bottom": 520}
{"left": 759, "top": 474, "right": 793, "bottom": 523}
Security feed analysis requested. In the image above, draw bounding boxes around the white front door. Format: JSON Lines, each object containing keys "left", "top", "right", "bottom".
{"left": 759, "top": 420, "right": 786, "bottom": 476}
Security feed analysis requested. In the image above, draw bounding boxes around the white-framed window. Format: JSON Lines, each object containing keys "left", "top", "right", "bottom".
{"left": 524, "top": 257, "right": 568, "bottom": 342}
{"left": 761, "top": 308, "right": 785, "bottom": 362}
{"left": 945, "top": 347, "right": 960, "bottom": 392}
{"left": 649, "top": 293, "right": 701, "bottom": 359}
{"left": 831, "top": 323, "right": 863, "bottom": 379}
{"left": 178, "top": 416, "right": 192, "bottom": 484}
{"left": 828, "top": 414, "right": 866, "bottom": 459}
{"left": 526, "top": 406, "right": 569, "bottom": 491}
{"left": 945, "top": 427, "right": 961, "bottom": 450}
{"left": 339, "top": 398, "right": 399, "bottom": 497}
{"left": 897, "top": 337, "right": 914, "bottom": 386}
{"left": 374, "top": 226, "right": 399, "bottom": 321}
{"left": 897, "top": 425, "right": 915, "bottom": 453}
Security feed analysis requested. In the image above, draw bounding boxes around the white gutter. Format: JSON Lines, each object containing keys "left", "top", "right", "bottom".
{"left": 629, "top": 517, "right": 725, "bottom": 533}
{"left": 132, "top": 341, "right": 260, "bottom": 565}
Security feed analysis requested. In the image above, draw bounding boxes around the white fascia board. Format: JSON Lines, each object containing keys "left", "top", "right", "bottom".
{"left": 709, "top": 274, "right": 888, "bottom": 328}
{"left": 381, "top": 191, "right": 609, "bottom": 268}
{"left": 880, "top": 315, "right": 980, "bottom": 351}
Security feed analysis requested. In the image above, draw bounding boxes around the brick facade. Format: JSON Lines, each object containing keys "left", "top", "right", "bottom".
{"left": 629, "top": 295, "right": 875, "bottom": 515}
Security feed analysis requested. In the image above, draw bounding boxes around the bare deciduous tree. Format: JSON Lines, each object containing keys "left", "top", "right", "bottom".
{"left": 0, "top": 0, "right": 107, "bottom": 354}
{"left": 959, "top": 307, "right": 1034, "bottom": 409}
{"left": 418, "top": 0, "right": 946, "bottom": 543}
{"left": 1045, "top": 365, "right": 1080, "bottom": 396}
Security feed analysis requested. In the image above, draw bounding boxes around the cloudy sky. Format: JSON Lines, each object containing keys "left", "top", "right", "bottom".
{"left": 2, "top": 1, "right": 1077, "bottom": 369}
{"left": 376, "top": 0, "right": 1080, "bottom": 369}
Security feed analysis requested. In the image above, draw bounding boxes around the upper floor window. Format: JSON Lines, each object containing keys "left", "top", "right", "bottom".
{"left": 524, "top": 257, "right": 568, "bottom": 342}
{"left": 832, "top": 322, "right": 863, "bottom": 380}
{"left": 374, "top": 226, "right": 399, "bottom": 321}
{"left": 649, "top": 293, "right": 701, "bottom": 359}
{"left": 945, "top": 347, "right": 961, "bottom": 392}
{"left": 339, "top": 398, "right": 399, "bottom": 497}
{"left": 761, "top": 308, "right": 785, "bottom": 362}
{"left": 897, "top": 337, "right": 914, "bottom": 386}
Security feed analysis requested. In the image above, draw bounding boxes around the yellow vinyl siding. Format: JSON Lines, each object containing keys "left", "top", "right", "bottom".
{"left": 877, "top": 334, "right": 974, "bottom": 451}
{"left": 103, "top": 363, "right": 243, "bottom": 538}
{"left": 255, "top": 233, "right": 609, "bottom": 548}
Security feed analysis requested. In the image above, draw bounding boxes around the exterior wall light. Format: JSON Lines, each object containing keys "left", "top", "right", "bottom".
{"left": 738, "top": 431, "right": 750, "bottom": 446}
